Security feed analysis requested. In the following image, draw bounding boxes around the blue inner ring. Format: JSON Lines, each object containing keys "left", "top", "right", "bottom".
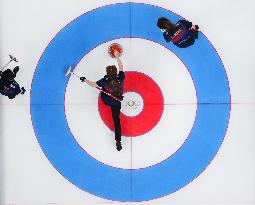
{"left": 31, "top": 3, "right": 230, "bottom": 202}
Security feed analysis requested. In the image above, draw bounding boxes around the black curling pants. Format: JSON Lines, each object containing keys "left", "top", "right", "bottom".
{"left": 109, "top": 103, "right": 121, "bottom": 142}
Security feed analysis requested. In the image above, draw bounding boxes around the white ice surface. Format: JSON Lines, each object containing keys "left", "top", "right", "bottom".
{"left": 0, "top": 0, "right": 255, "bottom": 205}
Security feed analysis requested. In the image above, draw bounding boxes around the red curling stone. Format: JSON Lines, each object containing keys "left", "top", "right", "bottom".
{"left": 108, "top": 43, "right": 123, "bottom": 58}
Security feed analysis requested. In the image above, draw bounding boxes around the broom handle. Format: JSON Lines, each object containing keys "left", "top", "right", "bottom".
{"left": 71, "top": 71, "right": 122, "bottom": 102}
{"left": 95, "top": 87, "right": 122, "bottom": 102}
{"left": 0, "top": 59, "right": 12, "bottom": 71}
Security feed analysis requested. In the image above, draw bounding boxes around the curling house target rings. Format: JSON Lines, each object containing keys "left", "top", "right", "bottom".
{"left": 31, "top": 3, "right": 231, "bottom": 202}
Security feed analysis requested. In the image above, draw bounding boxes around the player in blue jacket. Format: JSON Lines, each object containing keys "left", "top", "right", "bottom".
{"left": 80, "top": 51, "right": 124, "bottom": 151}
{"left": 157, "top": 17, "right": 199, "bottom": 48}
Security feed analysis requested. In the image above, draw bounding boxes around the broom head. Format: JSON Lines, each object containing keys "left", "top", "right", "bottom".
{"left": 65, "top": 66, "right": 72, "bottom": 77}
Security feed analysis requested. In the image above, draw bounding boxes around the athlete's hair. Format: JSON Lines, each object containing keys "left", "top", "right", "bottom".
{"left": 157, "top": 17, "right": 176, "bottom": 32}
{"left": 106, "top": 65, "right": 118, "bottom": 79}
{"left": 106, "top": 65, "right": 121, "bottom": 97}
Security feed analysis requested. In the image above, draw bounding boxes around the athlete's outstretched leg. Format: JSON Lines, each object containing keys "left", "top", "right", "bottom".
{"left": 110, "top": 104, "right": 122, "bottom": 150}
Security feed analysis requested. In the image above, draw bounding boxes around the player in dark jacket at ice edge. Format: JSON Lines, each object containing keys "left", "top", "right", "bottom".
{"left": 0, "top": 66, "right": 26, "bottom": 99}
{"left": 80, "top": 50, "right": 124, "bottom": 151}
{"left": 157, "top": 17, "right": 199, "bottom": 48}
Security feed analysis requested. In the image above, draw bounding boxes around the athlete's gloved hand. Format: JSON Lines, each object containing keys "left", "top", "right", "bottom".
{"left": 80, "top": 77, "right": 86, "bottom": 82}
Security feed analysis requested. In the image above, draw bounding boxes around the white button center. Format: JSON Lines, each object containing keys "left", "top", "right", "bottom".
{"left": 121, "top": 92, "right": 144, "bottom": 117}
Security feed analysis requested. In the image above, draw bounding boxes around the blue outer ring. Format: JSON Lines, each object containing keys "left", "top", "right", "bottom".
{"left": 31, "top": 3, "right": 231, "bottom": 202}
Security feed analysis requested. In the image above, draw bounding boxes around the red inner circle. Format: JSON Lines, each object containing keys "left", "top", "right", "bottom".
{"left": 98, "top": 71, "right": 164, "bottom": 137}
